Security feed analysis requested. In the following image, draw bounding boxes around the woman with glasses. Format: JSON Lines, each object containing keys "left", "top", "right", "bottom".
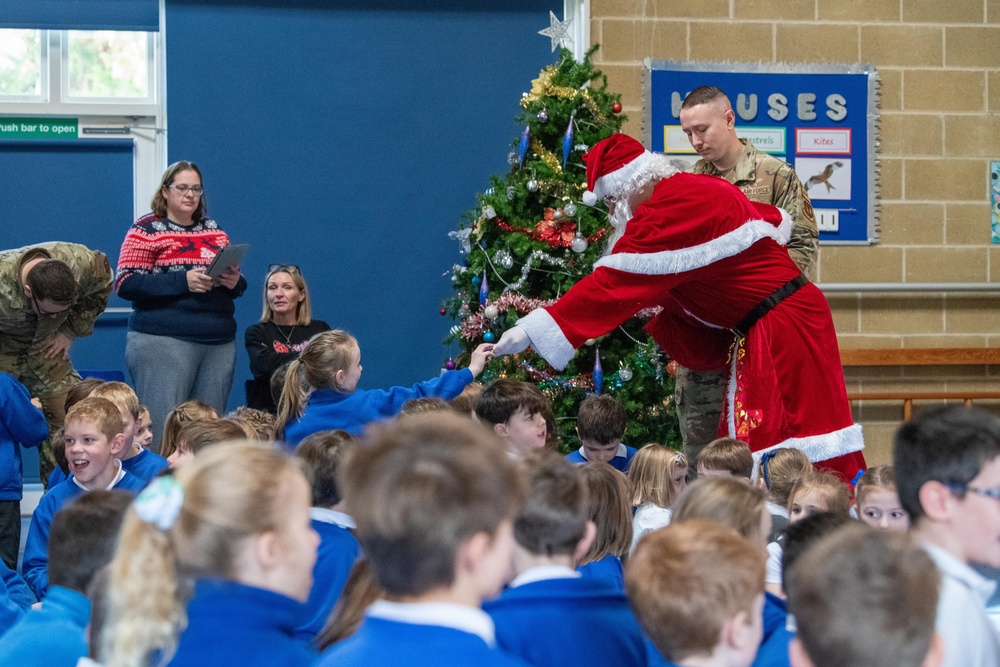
{"left": 115, "top": 161, "right": 247, "bottom": 450}
{"left": 244, "top": 265, "right": 329, "bottom": 413}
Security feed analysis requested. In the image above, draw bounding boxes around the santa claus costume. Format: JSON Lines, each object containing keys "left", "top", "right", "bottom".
{"left": 495, "top": 134, "right": 865, "bottom": 482}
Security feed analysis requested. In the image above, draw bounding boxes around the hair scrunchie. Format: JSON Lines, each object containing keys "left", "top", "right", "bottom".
{"left": 134, "top": 475, "right": 184, "bottom": 531}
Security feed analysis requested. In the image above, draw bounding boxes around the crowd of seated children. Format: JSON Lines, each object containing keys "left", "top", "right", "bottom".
{"left": 0, "top": 373, "right": 47, "bottom": 570}
{"left": 786, "top": 524, "right": 943, "bottom": 667}
{"left": 894, "top": 405, "right": 1000, "bottom": 667}
{"left": 485, "top": 451, "right": 649, "bottom": 667}
{"left": 165, "top": 418, "right": 248, "bottom": 469}
{"left": 279, "top": 330, "right": 493, "bottom": 445}
{"left": 766, "top": 470, "right": 850, "bottom": 598}
{"left": 755, "top": 448, "right": 812, "bottom": 541}
{"left": 101, "top": 442, "right": 318, "bottom": 666}
{"left": 575, "top": 463, "right": 632, "bottom": 591}
{"left": 158, "top": 399, "right": 218, "bottom": 461}
{"left": 627, "top": 445, "right": 685, "bottom": 553}
{"left": 398, "top": 397, "right": 450, "bottom": 417}
{"left": 313, "top": 413, "right": 527, "bottom": 667}
{"left": 22, "top": 397, "right": 144, "bottom": 599}
{"left": 90, "top": 381, "right": 169, "bottom": 485}
{"left": 474, "top": 379, "right": 550, "bottom": 459}
{"left": 0, "top": 490, "right": 131, "bottom": 667}
{"left": 628, "top": 520, "right": 766, "bottom": 667}
{"left": 566, "top": 396, "right": 637, "bottom": 472}
{"left": 697, "top": 438, "right": 754, "bottom": 480}
{"left": 225, "top": 406, "right": 278, "bottom": 440}
{"left": 854, "top": 464, "right": 909, "bottom": 531}
{"left": 294, "top": 429, "right": 362, "bottom": 643}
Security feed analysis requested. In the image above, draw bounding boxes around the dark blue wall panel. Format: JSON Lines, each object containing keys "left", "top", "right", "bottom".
{"left": 165, "top": 1, "right": 559, "bottom": 398}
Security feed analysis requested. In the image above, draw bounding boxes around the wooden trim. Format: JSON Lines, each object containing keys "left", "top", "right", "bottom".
{"left": 841, "top": 347, "right": 1000, "bottom": 367}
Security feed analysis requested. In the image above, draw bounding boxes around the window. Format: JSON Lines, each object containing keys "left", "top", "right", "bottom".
{"left": 0, "top": 29, "right": 45, "bottom": 99}
{"left": 65, "top": 30, "right": 153, "bottom": 101}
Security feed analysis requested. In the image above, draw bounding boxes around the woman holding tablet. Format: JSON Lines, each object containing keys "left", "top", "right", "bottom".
{"left": 245, "top": 265, "right": 330, "bottom": 412}
{"left": 116, "top": 161, "right": 247, "bottom": 450}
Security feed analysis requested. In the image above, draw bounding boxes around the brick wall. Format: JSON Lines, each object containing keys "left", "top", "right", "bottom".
{"left": 592, "top": 0, "right": 1000, "bottom": 463}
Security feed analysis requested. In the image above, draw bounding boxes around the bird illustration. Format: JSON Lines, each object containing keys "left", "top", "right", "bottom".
{"left": 804, "top": 161, "right": 844, "bottom": 192}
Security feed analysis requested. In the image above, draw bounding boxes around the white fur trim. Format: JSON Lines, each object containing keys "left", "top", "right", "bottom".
{"left": 517, "top": 308, "right": 576, "bottom": 370}
{"left": 582, "top": 191, "right": 598, "bottom": 206}
{"left": 750, "top": 424, "right": 865, "bottom": 469}
{"left": 595, "top": 211, "right": 793, "bottom": 276}
{"left": 592, "top": 151, "right": 678, "bottom": 200}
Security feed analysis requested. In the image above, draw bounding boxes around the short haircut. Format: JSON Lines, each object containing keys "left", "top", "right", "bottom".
{"left": 779, "top": 511, "right": 851, "bottom": 595}
{"left": 788, "top": 470, "right": 851, "bottom": 517}
{"left": 627, "top": 520, "right": 765, "bottom": 661}
{"left": 576, "top": 395, "right": 627, "bottom": 445}
{"left": 399, "top": 397, "right": 450, "bottom": 416}
{"left": 854, "top": 464, "right": 897, "bottom": 507}
{"left": 342, "top": 412, "right": 526, "bottom": 597}
{"left": 160, "top": 400, "right": 218, "bottom": 459}
{"left": 49, "top": 490, "right": 133, "bottom": 593}
{"left": 697, "top": 438, "right": 754, "bottom": 479}
{"left": 474, "top": 379, "right": 547, "bottom": 427}
{"left": 680, "top": 85, "right": 729, "bottom": 110}
{"left": 514, "top": 451, "right": 589, "bottom": 557}
{"left": 25, "top": 258, "right": 79, "bottom": 304}
{"left": 894, "top": 405, "right": 1000, "bottom": 523}
{"left": 176, "top": 418, "right": 247, "bottom": 455}
{"left": 674, "top": 476, "right": 768, "bottom": 546}
{"left": 295, "top": 429, "right": 358, "bottom": 508}
{"left": 578, "top": 462, "right": 632, "bottom": 563}
{"left": 758, "top": 447, "right": 812, "bottom": 506}
{"left": 628, "top": 444, "right": 682, "bottom": 508}
{"left": 65, "top": 397, "right": 124, "bottom": 443}
{"left": 787, "top": 525, "right": 939, "bottom": 667}
{"left": 449, "top": 382, "right": 483, "bottom": 415}
{"left": 225, "top": 406, "right": 277, "bottom": 441}
{"left": 66, "top": 377, "right": 104, "bottom": 411}
{"left": 90, "top": 381, "right": 140, "bottom": 420}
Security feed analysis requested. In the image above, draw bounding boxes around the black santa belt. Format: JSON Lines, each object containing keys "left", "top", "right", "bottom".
{"left": 730, "top": 274, "right": 809, "bottom": 339}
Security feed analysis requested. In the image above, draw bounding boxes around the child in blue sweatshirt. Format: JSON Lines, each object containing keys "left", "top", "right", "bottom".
{"left": 278, "top": 329, "right": 493, "bottom": 445}
{"left": 0, "top": 490, "right": 131, "bottom": 667}
{"left": 90, "top": 381, "right": 168, "bottom": 484}
{"left": 314, "top": 413, "right": 530, "bottom": 667}
{"left": 22, "top": 397, "right": 144, "bottom": 599}
{"left": 99, "top": 442, "right": 318, "bottom": 666}
{"left": 565, "top": 395, "right": 638, "bottom": 472}
{"left": 293, "top": 429, "right": 362, "bottom": 643}
{"left": 485, "top": 451, "right": 649, "bottom": 667}
{"left": 0, "top": 373, "right": 48, "bottom": 570}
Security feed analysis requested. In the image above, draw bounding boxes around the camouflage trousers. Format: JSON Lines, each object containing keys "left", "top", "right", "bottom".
{"left": 0, "top": 351, "right": 79, "bottom": 487}
{"left": 674, "top": 365, "right": 726, "bottom": 475}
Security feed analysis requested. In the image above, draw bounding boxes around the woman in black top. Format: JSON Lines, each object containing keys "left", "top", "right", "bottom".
{"left": 244, "top": 265, "right": 329, "bottom": 412}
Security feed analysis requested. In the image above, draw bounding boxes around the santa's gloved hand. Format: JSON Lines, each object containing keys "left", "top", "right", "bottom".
{"left": 493, "top": 326, "right": 531, "bottom": 356}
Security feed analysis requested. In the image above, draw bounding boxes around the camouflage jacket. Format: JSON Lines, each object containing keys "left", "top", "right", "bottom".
{"left": 693, "top": 139, "right": 818, "bottom": 279}
{"left": 0, "top": 242, "right": 112, "bottom": 355}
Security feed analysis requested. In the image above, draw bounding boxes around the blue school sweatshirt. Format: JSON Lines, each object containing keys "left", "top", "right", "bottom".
{"left": 22, "top": 470, "right": 144, "bottom": 599}
{"left": 0, "top": 374, "right": 49, "bottom": 501}
{"left": 565, "top": 444, "right": 638, "bottom": 473}
{"left": 295, "top": 510, "right": 361, "bottom": 642}
{"left": 0, "top": 585, "right": 89, "bottom": 666}
{"left": 168, "top": 578, "right": 314, "bottom": 667}
{"left": 577, "top": 554, "right": 625, "bottom": 593}
{"left": 751, "top": 592, "right": 792, "bottom": 667}
{"left": 315, "top": 605, "right": 531, "bottom": 667}
{"left": 485, "top": 575, "right": 649, "bottom": 667}
{"left": 121, "top": 447, "right": 169, "bottom": 485}
{"left": 282, "top": 368, "right": 473, "bottom": 445}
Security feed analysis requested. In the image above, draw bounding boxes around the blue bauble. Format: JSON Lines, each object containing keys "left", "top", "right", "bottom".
{"left": 484, "top": 331, "right": 496, "bottom": 343}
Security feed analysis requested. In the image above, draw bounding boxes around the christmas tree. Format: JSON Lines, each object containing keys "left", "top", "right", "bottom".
{"left": 443, "top": 46, "right": 681, "bottom": 451}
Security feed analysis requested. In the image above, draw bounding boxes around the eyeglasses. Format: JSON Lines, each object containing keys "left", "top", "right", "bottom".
{"left": 30, "top": 294, "right": 71, "bottom": 317}
{"left": 946, "top": 483, "right": 1000, "bottom": 501}
{"left": 268, "top": 264, "right": 300, "bottom": 274}
{"left": 167, "top": 184, "right": 204, "bottom": 196}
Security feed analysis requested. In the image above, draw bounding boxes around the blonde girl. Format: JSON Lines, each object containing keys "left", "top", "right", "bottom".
{"left": 855, "top": 464, "right": 909, "bottom": 531}
{"left": 159, "top": 400, "right": 218, "bottom": 460}
{"left": 628, "top": 445, "right": 684, "bottom": 552}
{"left": 576, "top": 463, "right": 633, "bottom": 591}
{"left": 278, "top": 330, "right": 494, "bottom": 445}
{"left": 101, "top": 441, "right": 318, "bottom": 667}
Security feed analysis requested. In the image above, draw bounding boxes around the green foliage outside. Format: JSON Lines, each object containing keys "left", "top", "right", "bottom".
{"left": 67, "top": 30, "right": 148, "bottom": 98}
{"left": 443, "top": 46, "right": 681, "bottom": 452}
{"left": 0, "top": 29, "right": 41, "bottom": 96}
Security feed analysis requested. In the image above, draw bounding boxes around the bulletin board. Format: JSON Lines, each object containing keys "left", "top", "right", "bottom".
{"left": 645, "top": 61, "right": 880, "bottom": 244}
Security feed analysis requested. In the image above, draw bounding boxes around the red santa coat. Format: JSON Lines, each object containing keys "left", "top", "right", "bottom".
{"left": 517, "top": 172, "right": 865, "bottom": 480}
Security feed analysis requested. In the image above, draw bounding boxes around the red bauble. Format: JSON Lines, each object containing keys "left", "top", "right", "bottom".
{"left": 439, "top": 308, "right": 447, "bottom": 316}
{"left": 612, "top": 102, "right": 622, "bottom": 114}
{"left": 666, "top": 359, "right": 678, "bottom": 378}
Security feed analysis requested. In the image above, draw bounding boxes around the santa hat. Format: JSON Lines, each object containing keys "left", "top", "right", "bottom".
{"left": 581, "top": 134, "right": 654, "bottom": 206}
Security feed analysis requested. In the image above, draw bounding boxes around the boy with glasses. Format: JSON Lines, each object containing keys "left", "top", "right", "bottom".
{"left": 894, "top": 405, "right": 1000, "bottom": 667}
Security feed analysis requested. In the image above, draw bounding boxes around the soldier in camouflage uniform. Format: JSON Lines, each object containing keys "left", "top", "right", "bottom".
{"left": 675, "top": 85, "right": 819, "bottom": 472}
{"left": 0, "top": 242, "right": 112, "bottom": 484}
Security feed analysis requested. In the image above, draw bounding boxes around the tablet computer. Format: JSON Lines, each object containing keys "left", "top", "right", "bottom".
{"left": 205, "top": 244, "right": 249, "bottom": 278}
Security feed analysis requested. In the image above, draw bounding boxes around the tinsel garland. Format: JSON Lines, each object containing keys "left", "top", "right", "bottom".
{"left": 530, "top": 137, "right": 562, "bottom": 173}
{"left": 521, "top": 359, "right": 594, "bottom": 390}
{"left": 495, "top": 218, "right": 607, "bottom": 248}
{"left": 502, "top": 250, "right": 569, "bottom": 293}
{"left": 520, "top": 66, "right": 606, "bottom": 124}
{"left": 456, "top": 292, "right": 557, "bottom": 341}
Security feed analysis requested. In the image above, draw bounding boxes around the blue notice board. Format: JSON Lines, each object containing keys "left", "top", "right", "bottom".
{"left": 645, "top": 62, "right": 879, "bottom": 244}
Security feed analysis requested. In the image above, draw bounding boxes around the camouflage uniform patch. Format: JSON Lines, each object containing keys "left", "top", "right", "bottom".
{"left": 674, "top": 365, "right": 725, "bottom": 472}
